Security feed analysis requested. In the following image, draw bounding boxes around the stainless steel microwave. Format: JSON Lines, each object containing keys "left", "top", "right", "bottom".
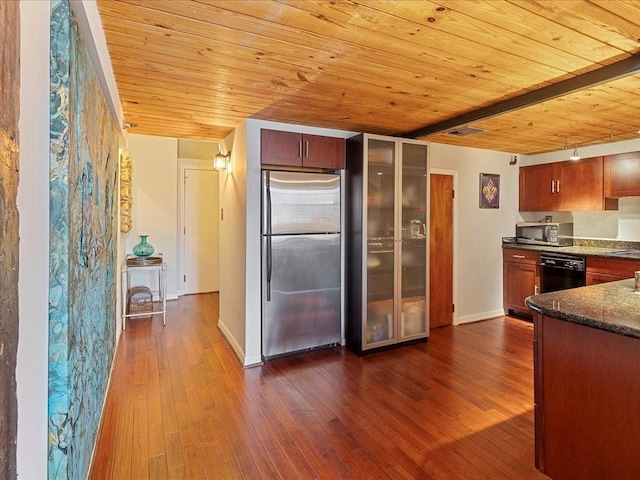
{"left": 515, "top": 222, "right": 573, "bottom": 246}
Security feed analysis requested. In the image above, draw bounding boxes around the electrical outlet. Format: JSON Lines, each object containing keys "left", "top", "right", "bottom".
{"left": 220, "top": 208, "right": 224, "bottom": 221}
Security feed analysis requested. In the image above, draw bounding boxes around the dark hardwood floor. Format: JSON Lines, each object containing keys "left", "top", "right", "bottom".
{"left": 89, "top": 293, "right": 548, "bottom": 479}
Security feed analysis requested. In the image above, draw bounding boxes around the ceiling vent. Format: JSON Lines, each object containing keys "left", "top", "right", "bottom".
{"left": 445, "top": 126, "right": 485, "bottom": 137}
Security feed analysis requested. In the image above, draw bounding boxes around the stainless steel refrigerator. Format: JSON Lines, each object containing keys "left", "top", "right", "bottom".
{"left": 262, "top": 170, "right": 342, "bottom": 358}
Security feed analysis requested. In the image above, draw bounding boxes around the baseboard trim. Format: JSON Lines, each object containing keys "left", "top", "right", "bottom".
{"left": 150, "top": 292, "right": 179, "bottom": 302}
{"left": 217, "top": 318, "right": 244, "bottom": 363}
{"left": 455, "top": 309, "right": 505, "bottom": 325}
{"left": 217, "top": 318, "right": 265, "bottom": 368}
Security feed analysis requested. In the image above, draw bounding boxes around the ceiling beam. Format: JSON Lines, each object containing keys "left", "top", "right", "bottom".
{"left": 401, "top": 55, "right": 640, "bottom": 139}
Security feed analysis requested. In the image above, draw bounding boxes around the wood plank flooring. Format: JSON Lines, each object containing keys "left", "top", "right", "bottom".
{"left": 89, "top": 293, "right": 548, "bottom": 479}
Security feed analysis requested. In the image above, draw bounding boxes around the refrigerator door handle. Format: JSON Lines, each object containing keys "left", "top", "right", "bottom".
{"left": 266, "top": 172, "right": 272, "bottom": 236}
{"left": 266, "top": 171, "right": 272, "bottom": 301}
{"left": 266, "top": 235, "right": 272, "bottom": 301}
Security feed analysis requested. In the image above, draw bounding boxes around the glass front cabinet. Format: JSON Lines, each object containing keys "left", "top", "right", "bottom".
{"left": 346, "top": 134, "right": 429, "bottom": 354}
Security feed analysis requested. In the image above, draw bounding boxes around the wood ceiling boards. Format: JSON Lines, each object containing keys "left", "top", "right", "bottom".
{"left": 96, "top": 0, "right": 640, "bottom": 154}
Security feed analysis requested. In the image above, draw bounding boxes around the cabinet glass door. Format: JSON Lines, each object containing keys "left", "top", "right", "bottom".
{"left": 399, "top": 142, "right": 428, "bottom": 338}
{"left": 365, "top": 138, "right": 396, "bottom": 346}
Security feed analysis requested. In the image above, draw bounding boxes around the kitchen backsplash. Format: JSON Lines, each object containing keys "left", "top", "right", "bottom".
{"left": 519, "top": 197, "right": 640, "bottom": 242}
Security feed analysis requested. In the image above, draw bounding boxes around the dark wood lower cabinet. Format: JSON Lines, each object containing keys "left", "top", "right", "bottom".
{"left": 586, "top": 256, "right": 640, "bottom": 285}
{"left": 534, "top": 314, "right": 640, "bottom": 479}
{"left": 503, "top": 248, "right": 539, "bottom": 317}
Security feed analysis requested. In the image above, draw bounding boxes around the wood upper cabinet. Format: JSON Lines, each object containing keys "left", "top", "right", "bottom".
{"left": 261, "top": 130, "right": 302, "bottom": 167}
{"left": 519, "top": 163, "right": 558, "bottom": 211}
{"left": 503, "top": 248, "right": 539, "bottom": 317}
{"left": 604, "top": 151, "right": 640, "bottom": 197}
{"left": 520, "top": 157, "right": 617, "bottom": 211}
{"left": 557, "top": 156, "right": 606, "bottom": 211}
{"left": 261, "top": 129, "right": 345, "bottom": 169}
{"left": 304, "top": 134, "right": 345, "bottom": 169}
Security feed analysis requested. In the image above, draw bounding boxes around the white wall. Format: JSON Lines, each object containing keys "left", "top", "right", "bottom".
{"left": 526, "top": 138, "right": 640, "bottom": 241}
{"left": 125, "top": 134, "right": 179, "bottom": 298}
{"left": 430, "top": 143, "right": 521, "bottom": 323}
{"left": 16, "top": 2, "right": 50, "bottom": 477}
{"left": 178, "top": 138, "right": 218, "bottom": 159}
{"left": 217, "top": 124, "right": 252, "bottom": 364}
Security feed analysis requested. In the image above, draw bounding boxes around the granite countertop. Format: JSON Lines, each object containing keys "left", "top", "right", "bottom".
{"left": 502, "top": 241, "right": 640, "bottom": 260}
{"left": 526, "top": 279, "right": 640, "bottom": 339}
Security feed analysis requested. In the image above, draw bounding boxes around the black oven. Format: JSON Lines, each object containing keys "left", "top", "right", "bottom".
{"left": 539, "top": 252, "right": 586, "bottom": 293}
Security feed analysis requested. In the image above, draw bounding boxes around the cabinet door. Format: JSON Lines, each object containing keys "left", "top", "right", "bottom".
{"left": 587, "top": 256, "right": 640, "bottom": 281}
{"left": 261, "top": 129, "right": 302, "bottom": 167}
{"left": 365, "top": 137, "right": 397, "bottom": 348}
{"left": 558, "top": 157, "right": 604, "bottom": 211}
{"left": 302, "top": 134, "right": 345, "bottom": 169}
{"left": 586, "top": 272, "right": 630, "bottom": 286}
{"left": 604, "top": 152, "right": 640, "bottom": 197}
{"left": 399, "top": 141, "right": 428, "bottom": 339}
{"left": 504, "top": 262, "right": 538, "bottom": 314}
{"left": 519, "top": 163, "right": 557, "bottom": 211}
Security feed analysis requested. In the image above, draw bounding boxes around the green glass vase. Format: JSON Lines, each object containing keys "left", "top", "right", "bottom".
{"left": 132, "top": 234, "right": 154, "bottom": 257}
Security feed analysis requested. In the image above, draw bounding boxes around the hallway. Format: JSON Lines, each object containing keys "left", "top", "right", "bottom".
{"left": 90, "top": 294, "right": 546, "bottom": 479}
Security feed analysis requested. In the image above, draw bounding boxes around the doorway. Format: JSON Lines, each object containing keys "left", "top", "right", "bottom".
{"left": 429, "top": 172, "right": 455, "bottom": 328}
{"left": 181, "top": 167, "right": 220, "bottom": 295}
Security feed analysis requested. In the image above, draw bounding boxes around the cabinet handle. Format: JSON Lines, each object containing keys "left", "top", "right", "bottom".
{"left": 298, "top": 141, "right": 302, "bottom": 158}
{"left": 512, "top": 254, "right": 526, "bottom": 259}
{"left": 557, "top": 179, "right": 560, "bottom": 193}
{"left": 535, "top": 285, "right": 539, "bottom": 295}
{"left": 551, "top": 180, "right": 555, "bottom": 193}
{"left": 305, "top": 141, "right": 309, "bottom": 158}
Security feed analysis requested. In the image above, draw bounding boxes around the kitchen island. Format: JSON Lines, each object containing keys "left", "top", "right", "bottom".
{"left": 526, "top": 280, "right": 640, "bottom": 480}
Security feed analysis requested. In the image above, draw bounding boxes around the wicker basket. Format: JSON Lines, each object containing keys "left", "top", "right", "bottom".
{"left": 127, "top": 286, "right": 153, "bottom": 317}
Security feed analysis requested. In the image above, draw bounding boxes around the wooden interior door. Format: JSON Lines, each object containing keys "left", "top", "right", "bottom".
{"left": 429, "top": 174, "right": 453, "bottom": 328}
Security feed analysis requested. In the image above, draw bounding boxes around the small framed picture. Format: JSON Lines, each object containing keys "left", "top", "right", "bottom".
{"left": 479, "top": 173, "right": 500, "bottom": 209}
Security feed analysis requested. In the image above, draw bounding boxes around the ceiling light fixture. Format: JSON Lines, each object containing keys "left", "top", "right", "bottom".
{"left": 570, "top": 143, "right": 581, "bottom": 161}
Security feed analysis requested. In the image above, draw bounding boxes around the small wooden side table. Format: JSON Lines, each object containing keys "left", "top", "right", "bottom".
{"left": 121, "top": 255, "right": 167, "bottom": 330}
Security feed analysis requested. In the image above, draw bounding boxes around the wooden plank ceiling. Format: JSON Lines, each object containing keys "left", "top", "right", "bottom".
{"left": 96, "top": 0, "right": 640, "bottom": 155}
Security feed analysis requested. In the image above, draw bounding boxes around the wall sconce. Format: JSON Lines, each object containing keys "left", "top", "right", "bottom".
{"left": 213, "top": 150, "right": 232, "bottom": 172}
